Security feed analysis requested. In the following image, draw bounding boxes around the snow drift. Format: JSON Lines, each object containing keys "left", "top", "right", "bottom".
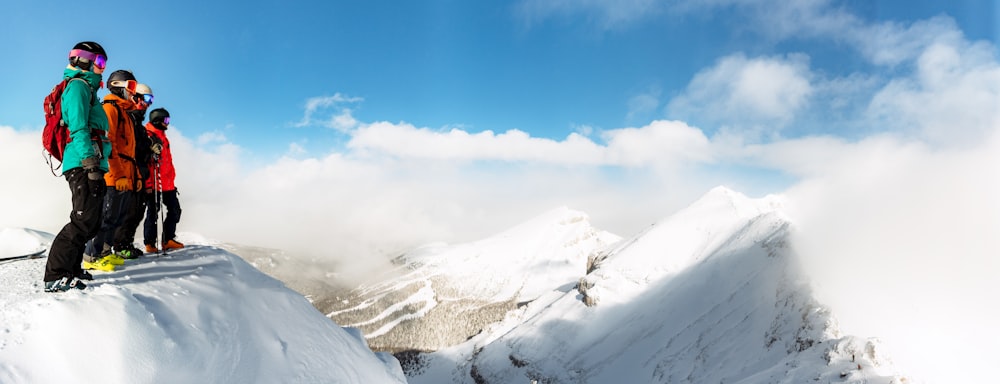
{"left": 0, "top": 231, "right": 405, "bottom": 384}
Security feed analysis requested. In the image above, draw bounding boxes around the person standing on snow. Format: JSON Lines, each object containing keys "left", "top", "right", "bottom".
{"left": 83, "top": 69, "right": 145, "bottom": 272}
{"left": 43, "top": 41, "right": 112, "bottom": 292}
{"left": 114, "top": 83, "right": 156, "bottom": 255}
{"left": 128, "top": 83, "right": 155, "bottom": 185}
{"left": 143, "top": 108, "right": 184, "bottom": 253}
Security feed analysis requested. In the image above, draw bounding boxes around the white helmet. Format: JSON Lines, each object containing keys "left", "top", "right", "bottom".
{"left": 135, "top": 83, "right": 154, "bottom": 105}
{"left": 135, "top": 83, "right": 152, "bottom": 96}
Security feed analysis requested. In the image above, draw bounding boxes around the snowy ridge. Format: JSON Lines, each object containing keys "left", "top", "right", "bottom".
{"left": 405, "top": 187, "right": 907, "bottom": 383}
{"left": 396, "top": 206, "right": 620, "bottom": 302}
{"left": 324, "top": 207, "right": 621, "bottom": 352}
{"left": 580, "top": 186, "right": 787, "bottom": 306}
{"left": 0, "top": 228, "right": 53, "bottom": 259}
{"left": 0, "top": 234, "right": 405, "bottom": 384}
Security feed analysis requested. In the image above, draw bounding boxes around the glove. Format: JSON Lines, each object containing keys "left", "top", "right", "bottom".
{"left": 151, "top": 143, "right": 162, "bottom": 155}
{"left": 115, "top": 178, "right": 131, "bottom": 191}
{"left": 81, "top": 157, "right": 104, "bottom": 181}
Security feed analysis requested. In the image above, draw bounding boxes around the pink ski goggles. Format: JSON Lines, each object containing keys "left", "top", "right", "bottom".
{"left": 69, "top": 49, "right": 107, "bottom": 70}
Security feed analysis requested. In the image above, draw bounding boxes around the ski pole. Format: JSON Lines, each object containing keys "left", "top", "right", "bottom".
{"left": 154, "top": 156, "right": 166, "bottom": 256}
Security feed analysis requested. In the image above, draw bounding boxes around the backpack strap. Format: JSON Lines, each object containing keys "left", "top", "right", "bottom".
{"left": 47, "top": 77, "right": 100, "bottom": 176}
{"left": 102, "top": 99, "right": 142, "bottom": 186}
{"left": 103, "top": 99, "right": 129, "bottom": 157}
{"left": 65, "top": 76, "right": 95, "bottom": 105}
{"left": 102, "top": 99, "right": 125, "bottom": 129}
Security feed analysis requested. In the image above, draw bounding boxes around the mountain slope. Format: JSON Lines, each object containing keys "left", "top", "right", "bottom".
{"left": 405, "top": 187, "right": 907, "bottom": 383}
{"left": 0, "top": 231, "right": 405, "bottom": 384}
{"left": 324, "top": 207, "right": 621, "bottom": 352}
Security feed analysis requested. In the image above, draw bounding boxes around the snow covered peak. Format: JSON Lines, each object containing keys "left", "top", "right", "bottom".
{"left": 670, "top": 185, "right": 785, "bottom": 226}
{"left": 326, "top": 206, "right": 620, "bottom": 352}
{"left": 580, "top": 186, "right": 787, "bottom": 306}
{"left": 392, "top": 205, "right": 620, "bottom": 302}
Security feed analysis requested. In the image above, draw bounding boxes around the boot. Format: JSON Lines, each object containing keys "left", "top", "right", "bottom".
{"left": 103, "top": 253, "right": 126, "bottom": 265}
{"left": 114, "top": 246, "right": 141, "bottom": 260}
{"left": 44, "top": 277, "right": 87, "bottom": 292}
{"left": 163, "top": 239, "right": 185, "bottom": 250}
{"left": 83, "top": 257, "right": 116, "bottom": 272}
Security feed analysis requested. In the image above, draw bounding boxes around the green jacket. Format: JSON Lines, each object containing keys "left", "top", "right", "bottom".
{"left": 60, "top": 67, "right": 110, "bottom": 173}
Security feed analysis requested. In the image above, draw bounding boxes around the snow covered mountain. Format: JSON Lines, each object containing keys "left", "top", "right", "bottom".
{"left": 1, "top": 186, "right": 916, "bottom": 383}
{"left": 0, "top": 229, "right": 405, "bottom": 384}
{"left": 323, "top": 206, "right": 621, "bottom": 352}
{"left": 330, "top": 187, "right": 911, "bottom": 383}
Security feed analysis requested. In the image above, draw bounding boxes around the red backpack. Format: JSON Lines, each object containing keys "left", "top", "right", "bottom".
{"left": 42, "top": 78, "right": 90, "bottom": 175}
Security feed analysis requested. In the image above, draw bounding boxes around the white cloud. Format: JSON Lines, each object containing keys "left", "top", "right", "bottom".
{"left": 664, "top": 6, "right": 997, "bottom": 149}
{"left": 850, "top": 16, "right": 966, "bottom": 67}
{"left": 163, "top": 132, "right": 721, "bottom": 278}
{"left": 0, "top": 119, "right": 728, "bottom": 279}
{"left": 514, "top": 0, "right": 861, "bottom": 37}
{"left": 347, "top": 119, "right": 712, "bottom": 168}
{"left": 196, "top": 130, "right": 228, "bottom": 145}
{"left": 668, "top": 1, "right": 968, "bottom": 69}
{"left": 0, "top": 126, "right": 74, "bottom": 233}
{"left": 286, "top": 142, "right": 307, "bottom": 156}
{"left": 574, "top": 124, "right": 595, "bottom": 137}
{"left": 667, "top": 53, "right": 813, "bottom": 132}
{"left": 625, "top": 87, "right": 661, "bottom": 122}
{"left": 602, "top": 120, "right": 712, "bottom": 166}
{"left": 347, "top": 122, "right": 607, "bottom": 165}
{"left": 785, "top": 129, "right": 1000, "bottom": 383}
{"left": 329, "top": 108, "right": 359, "bottom": 132}
{"left": 868, "top": 40, "right": 1000, "bottom": 147}
{"left": 293, "top": 93, "right": 364, "bottom": 130}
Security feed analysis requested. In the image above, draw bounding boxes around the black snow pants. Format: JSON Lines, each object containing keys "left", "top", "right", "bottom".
{"left": 44, "top": 168, "right": 106, "bottom": 281}
{"left": 143, "top": 190, "right": 181, "bottom": 246}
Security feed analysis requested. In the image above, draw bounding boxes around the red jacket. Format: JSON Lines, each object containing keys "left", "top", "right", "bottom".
{"left": 145, "top": 122, "right": 176, "bottom": 191}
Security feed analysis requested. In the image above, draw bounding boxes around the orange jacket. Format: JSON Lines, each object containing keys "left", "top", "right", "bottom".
{"left": 102, "top": 93, "right": 141, "bottom": 190}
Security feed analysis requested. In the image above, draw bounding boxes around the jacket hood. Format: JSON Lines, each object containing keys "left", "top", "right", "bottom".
{"left": 103, "top": 92, "right": 138, "bottom": 111}
{"left": 62, "top": 67, "right": 102, "bottom": 91}
{"left": 146, "top": 121, "right": 168, "bottom": 131}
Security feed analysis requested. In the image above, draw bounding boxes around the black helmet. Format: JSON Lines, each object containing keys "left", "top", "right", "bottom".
{"left": 150, "top": 108, "right": 170, "bottom": 127}
{"left": 107, "top": 70, "right": 136, "bottom": 97}
{"left": 68, "top": 41, "right": 107, "bottom": 71}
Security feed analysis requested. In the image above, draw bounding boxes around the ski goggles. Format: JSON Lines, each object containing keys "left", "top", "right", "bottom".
{"left": 69, "top": 49, "right": 107, "bottom": 70}
{"left": 162, "top": 117, "right": 170, "bottom": 125}
{"left": 141, "top": 94, "right": 154, "bottom": 104}
{"left": 109, "top": 79, "right": 138, "bottom": 93}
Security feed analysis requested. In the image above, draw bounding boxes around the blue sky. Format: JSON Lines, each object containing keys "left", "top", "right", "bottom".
{"left": 2, "top": 0, "right": 999, "bottom": 259}
{"left": 2, "top": 0, "right": 995, "bottom": 156}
